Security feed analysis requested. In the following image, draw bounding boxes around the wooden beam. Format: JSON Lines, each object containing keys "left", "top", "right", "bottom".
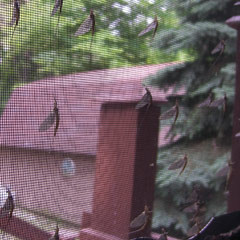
{"left": 80, "top": 102, "right": 160, "bottom": 239}
{"left": 226, "top": 16, "right": 240, "bottom": 212}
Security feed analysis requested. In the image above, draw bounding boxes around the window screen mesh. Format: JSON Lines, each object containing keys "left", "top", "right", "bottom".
{"left": 0, "top": 0, "right": 237, "bottom": 239}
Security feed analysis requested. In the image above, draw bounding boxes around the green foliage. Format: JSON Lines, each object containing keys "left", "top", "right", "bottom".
{"left": 148, "top": 0, "right": 236, "bottom": 237}
{"left": 0, "top": 0, "right": 180, "bottom": 112}
{"left": 152, "top": 141, "right": 230, "bottom": 237}
{"left": 147, "top": 0, "right": 236, "bottom": 141}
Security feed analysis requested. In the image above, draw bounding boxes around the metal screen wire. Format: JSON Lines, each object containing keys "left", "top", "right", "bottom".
{"left": 0, "top": 0, "right": 235, "bottom": 239}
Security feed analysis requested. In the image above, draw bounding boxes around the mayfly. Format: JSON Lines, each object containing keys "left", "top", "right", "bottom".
{"left": 186, "top": 200, "right": 206, "bottom": 236}
{"left": 188, "top": 220, "right": 204, "bottom": 237}
{"left": 183, "top": 199, "right": 206, "bottom": 214}
{"left": 10, "top": 0, "right": 20, "bottom": 41}
{"left": 75, "top": 10, "right": 96, "bottom": 65}
{"left": 216, "top": 164, "right": 229, "bottom": 178}
{"left": 235, "top": 129, "right": 240, "bottom": 137}
{"left": 39, "top": 98, "right": 60, "bottom": 137}
{"left": 235, "top": 119, "right": 240, "bottom": 137}
{"left": 136, "top": 87, "right": 153, "bottom": 129}
{"left": 51, "top": 0, "right": 63, "bottom": 17}
{"left": 158, "top": 228, "right": 168, "bottom": 240}
{"left": 138, "top": 16, "right": 159, "bottom": 39}
{"left": 51, "top": 0, "right": 63, "bottom": 29}
{"left": 168, "top": 154, "right": 188, "bottom": 176}
{"left": 49, "top": 224, "right": 59, "bottom": 240}
{"left": 74, "top": 10, "right": 95, "bottom": 38}
{"left": 235, "top": 2, "right": 240, "bottom": 5}
{"left": 135, "top": 87, "right": 152, "bottom": 111}
{"left": 211, "top": 40, "right": 225, "bottom": 56}
{"left": 130, "top": 205, "right": 151, "bottom": 234}
{"left": 209, "top": 40, "right": 226, "bottom": 73}
{"left": 217, "top": 160, "right": 234, "bottom": 191}
{"left": 197, "top": 93, "right": 213, "bottom": 108}
{"left": 159, "top": 100, "right": 179, "bottom": 126}
{"left": 209, "top": 93, "right": 227, "bottom": 113}
{"left": 0, "top": 188, "right": 15, "bottom": 225}
{"left": 180, "top": 185, "right": 201, "bottom": 210}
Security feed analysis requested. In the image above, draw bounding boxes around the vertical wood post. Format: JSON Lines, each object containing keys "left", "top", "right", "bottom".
{"left": 226, "top": 16, "right": 240, "bottom": 212}
{"left": 79, "top": 102, "right": 160, "bottom": 239}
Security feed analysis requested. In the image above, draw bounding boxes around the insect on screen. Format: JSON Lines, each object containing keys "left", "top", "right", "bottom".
{"left": 0, "top": 0, "right": 237, "bottom": 239}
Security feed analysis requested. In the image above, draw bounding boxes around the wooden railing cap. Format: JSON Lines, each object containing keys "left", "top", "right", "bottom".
{"left": 226, "top": 16, "right": 240, "bottom": 30}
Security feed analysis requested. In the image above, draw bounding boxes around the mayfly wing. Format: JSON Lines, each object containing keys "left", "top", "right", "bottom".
{"left": 216, "top": 164, "right": 229, "bottom": 177}
{"left": 160, "top": 106, "right": 176, "bottom": 120}
{"left": 236, "top": 132, "right": 240, "bottom": 137}
{"left": 75, "top": 16, "right": 92, "bottom": 36}
{"left": 135, "top": 94, "right": 149, "bottom": 109}
{"left": 235, "top": 2, "right": 240, "bottom": 5}
{"left": 209, "top": 40, "right": 225, "bottom": 74}
{"left": 11, "top": 0, "right": 20, "bottom": 27}
{"left": 173, "top": 100, "right": 179, "bottom": 126}
{"left": 39, "top": 112, "right": 56, "bottom": 132}
{"left": 183, "top": 199, "right": 205, "bottom": 214}
{"left": 135, "top": 88, "right": 152, "bottom": 110}
{"left": 138, "top": 16, "right": 158, "bottom": 38}
{"left": 187, "top": 222, "right": 203, "bottom": 236}
{"left": 10, "top": 0, "right": 20, "bottom": 41}
{"left": 152, "top": 17, "right": 159, "bottom": 39}
{"left": 187, "top": 220, "right": 203, "bottom": 237}
{"left": 183, "top": 203, "right": 198, "bottom": 213}
{"left": 49, "top": 224, "right": 59, "bottom": 240}
{"left": 225, "top": 160, "right": 234, "bottom": 191}
{"left": 0, "top": 188, "right": 15, "bottom": 227}
{"left": 211, "top": 40, "right": 225, "bottom": 55}
{"left": 130, "top": 211, "right": 146, "bottom": 229}
{"left": 168, "top": 158, "right": 185, "bottom": 170}
{"left": 7, "top": 188, "right": 14, "bottom": 224}
{"left": 197, "top": 93, "right": 213, "bottom": 108}
{"left": 51, "top": 0, "right": 63, "bottom": 16}
{"left": 54, "top": 98, "right": 60, "bottom": 137}
{"left": 158, "top": 228, "right": 168, "bottom": 240}
{"left": 196, "top": 200, "right": 206, "bottom": 214}
{"left": 75, "top": 11, "right": 95, "bottom": 37}
{"left": 178, "top": 155, "right": 188, "bottom": 175}
{"left": 209, "top": 98, "right": 224, "bottom": 107}
{"left": 225, "top": 167, "right": 232, "bottom": 191}
{"left": 159, "top": 107, "right": 176, "bottom": 120}
{"left": 160, "top": 100, "right": 178, "bottom": 125}
{"left": 235, "top": 119, "right": 240, "bottom": 136}
{"left": 209, "top": 93, "right": 227, "bottom": 113}
{"left": 235, "top": 132, "right": 240, "bottom": 137}
{"left": 181, "top": 185, "right": 202, "bottom": 213}
{"left": 168, "top": 154, "right": 188, "bottom": 175}
{"left": 90, "top": 10, "right": 95, "bottom": 37}
{"left": 130, "top": 205, "right": 150, "bottom": 229}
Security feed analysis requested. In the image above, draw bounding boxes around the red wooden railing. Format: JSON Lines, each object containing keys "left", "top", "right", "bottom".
{"left": 226, "top": 16, "right": 240, "bottom": 212}
{"left": 79, "top": 102, "right": 160, "bottom": 240}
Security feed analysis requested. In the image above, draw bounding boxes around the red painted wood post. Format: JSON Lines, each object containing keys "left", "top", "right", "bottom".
{"left": 226, "top": 16, "right": 240, "bottom": 212}
{"left": 79, "top": 101, "right": 161, "bottom": 239}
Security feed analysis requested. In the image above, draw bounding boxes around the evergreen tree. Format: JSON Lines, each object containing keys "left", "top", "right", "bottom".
{"left": 146, "top": 0, "right": 237, "bottom": 237}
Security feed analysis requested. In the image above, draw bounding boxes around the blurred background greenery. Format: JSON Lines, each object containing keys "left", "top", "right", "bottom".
{"left": 0, "top": 0, "right": 237, "bottom": 238}
{"left": 0, "top": 0, "right": 182, "bottom": 112}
